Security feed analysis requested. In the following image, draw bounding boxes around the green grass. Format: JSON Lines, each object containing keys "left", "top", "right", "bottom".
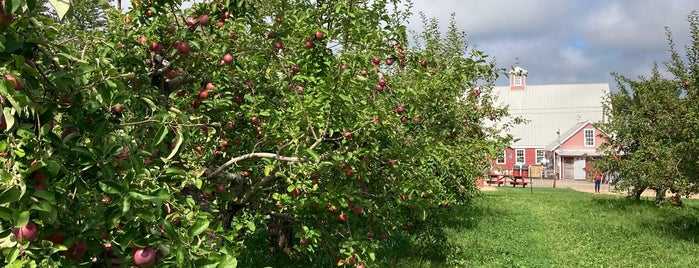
{"left": 241, "top": 188, "right": 699, "bottom": 267}
{"left": 410, "top": 188, "right": 699, "bottom": 267}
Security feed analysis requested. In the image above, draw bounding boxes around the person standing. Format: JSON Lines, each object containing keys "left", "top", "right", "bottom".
{"left": 594, "top": 171, "right": 603, "bottom": 193}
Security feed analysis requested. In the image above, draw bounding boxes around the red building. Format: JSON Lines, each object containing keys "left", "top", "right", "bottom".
{"left": 489, "top": 66, "right": 610, "bottom": 180}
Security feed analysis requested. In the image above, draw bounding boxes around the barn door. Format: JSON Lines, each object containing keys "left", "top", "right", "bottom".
{"left": 573, "top": 157, "right": 586, "bottom": 180}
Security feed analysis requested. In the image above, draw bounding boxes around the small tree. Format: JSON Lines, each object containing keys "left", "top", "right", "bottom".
{"left": 598, "top": 11, "right": 699, "bottom": 202}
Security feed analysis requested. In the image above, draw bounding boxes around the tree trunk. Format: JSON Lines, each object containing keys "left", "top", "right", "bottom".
{"left": 629, "top": 187, "right": 646, "bottom": 200}
{"left": 267, "top": 213, "right": 294, "bottom": 255}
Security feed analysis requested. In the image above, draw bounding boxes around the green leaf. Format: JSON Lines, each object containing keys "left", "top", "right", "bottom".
{"left": 122, "top": 196, "right": 131, "bottom": 215}
{"left": 163, "top": 219, "right": 177, "bottom": 239}
{"left": 13, "top": 210, "right": 29, "bottom": 227}
{"left": 2, "top": 108, "right": 15, "bottom": 131}
{"left": 165, "top": 127, "right": 183, "bottom": 161}
{"left": 48, "top": 0, "right": 71, "bottom": 21}
{"left": 29, "top": 200, "right": 53, "bottom": 212}
{"left": 32, "top": 190, "right": 55, "bottom": 202}
{"left": 153, "top": 125, "right": 168, "bottom": 146}
{"left": 0, "top": 207, "right": 13, "bottom": 221}
{"left": 0, "top": 188, "right": 22, "bottom": 204}
{"left": 99, "top": 180, "right": 124, "bottom": 194}
{"left": 165, "top": 167, "right": 186, "bottom": 176}
{"left": 217, "top": 255, "right": 237, "bottom": 268}
{"left": 187, "top": 219, "right": 209, "bottom": 238}
{"left": 140, "top": 97, "right": 157, "bottom": 111}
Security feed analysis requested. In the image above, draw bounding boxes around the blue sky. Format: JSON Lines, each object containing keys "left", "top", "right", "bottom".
{"left": 408, "top": 0, "right": 699, "bottom": 89}
{"left": 120, "top": 0, "right": 699, "bottom": 90}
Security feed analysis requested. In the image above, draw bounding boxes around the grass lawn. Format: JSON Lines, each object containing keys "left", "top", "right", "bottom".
{"left": 414, "top": 188, "right": 699, "bottom": 267}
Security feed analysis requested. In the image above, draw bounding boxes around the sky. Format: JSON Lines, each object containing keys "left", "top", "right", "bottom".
{"left": 407, "top": 0, "right": 699, "bottom": 90}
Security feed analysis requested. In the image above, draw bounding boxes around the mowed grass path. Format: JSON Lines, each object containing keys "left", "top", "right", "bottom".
{"left": 431, "top": 188, "right": 699, "bottom": 267}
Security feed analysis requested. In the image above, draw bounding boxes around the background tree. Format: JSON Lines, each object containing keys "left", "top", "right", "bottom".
{"left": 598, "top": 11, "right": 699, "bottom": 202}
{"left": 1, "top": 0, "right": 512, "bottom": 266}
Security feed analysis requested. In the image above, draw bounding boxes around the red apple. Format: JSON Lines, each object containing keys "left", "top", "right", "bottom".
{"left": 67, "top": 239, "right": 87, "bottom": 260}
{"left": 205, "top": 82, "right": 216, "bottom": 91}
{"left": 177, "top": 42, "right": 190, "bottom": 55}
{"left": 267, "top": 30, "right": 276, "bottom": 39}
{"left": 395, "top": 105, "right": 405, "bottom": 113}
{"left": 0, "top": 1, "right": 13, "bottom": 26}
{"left": 13, "top": 222, "right": 38, "bottom": 242}
{"left": 4, "top": 74, "right": 22, "bottom": 90}
{"left": 274, "top": 40, "right": 283, "bottom": 49}
{"left": 138, "top": 36, "right": 147, "bottom": 45}
{"left": 216, "top": 184, "right": 226, "bottom": 193}
{"left": 315, "top": 31, "right": 324, "bottom": 40}
{"left": 275, "top": 17, "right": 282, "bottom": 24}
{"left": 339, "top": 213, "right": 347, "bottom": 222}
{"left": 378, "top": 77, "right": 387, "bottom": 86}
{"left": 400, "top": 116, "right": 407, "bottom": 123}
{"left": 221, "top": 140, "right": 229, "bottom": 148}
{"left": 198, "top": 90, "right": 209, "bottom": 99}
{"left": 44, "top": 231, "right": 65, "bottom": 245}
{"left": 113, "top": 105, "right": 125, "bottom": 114}
{"left": 133, "top": 247, "right": 157, "bottom": 267}
{"left": 166, "top": 69, "right": 177, "bottom": 79}
{"left": 304, "top": 39, "right": 314, "bottom": 48}
{"left": 243, "top": 170, "right": 251, "bottom": 177}
{"left": 343, "top": 130, "right": 352, "bottom": 139}
{"left": 376, "top": 84, "right": 383, "bottom": 92}
{"left": 419, "top": 60, "right": 428, "bottom": 67}
{"left": 372, "top": 57, "right": 381, "bottom": 65}
{"left": 291, "top": 65, "right": 300, "bottom": 74}
{"left": 359, "top": 70, "right": 367, "bottom": 76}
{"left": 199, "top": 14, "right": 210, "bottom": 26}
{"left": 145, "top": 9, "right": 154, "bottom": 18}
{"left": 351, "top": 206, "right": 363, "bottom": 215}
{"left": 345, "top": 169, "right": 354, "bottom": 177}
{"left": 186, "top": 17, "right": 197, "bottom": 26}
{"left": 221, "top": 12, "right": 229, "bottom": 21}
{"left": 194, "top": 146, "right": 203, "bottom": 155}
{"left": 223, "top": 53, "right": 234, "bottom": 63}
{"left": 385, "top": 59, "right": 393, "bottom": 65}
{"left": 250, "top": 116, "right": 260, "bottom": 125}
{"left": 401, "top": 195, "right": 408, "bottom": 201}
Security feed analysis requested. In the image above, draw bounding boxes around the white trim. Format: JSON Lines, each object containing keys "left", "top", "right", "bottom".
{"left": 584, "top": 128, "right": 595, "bottom": 147}
{"left": 496, "top": 151, "right": 506, "bottom": 164}
{"left": 513, "top": 76, "right": 522, "bottom": 86}
{"left": 535, "top": 149, "right": 545, "bottom": 164}
{"left": 515, "top": 149, "right": 525, "bottom": 164}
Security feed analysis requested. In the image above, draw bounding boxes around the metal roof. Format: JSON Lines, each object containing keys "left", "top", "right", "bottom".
{"left": 491, "top": 83, "right": 610, "bottom": 149}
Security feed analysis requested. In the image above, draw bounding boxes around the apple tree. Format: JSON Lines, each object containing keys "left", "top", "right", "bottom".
{"left": 1, "top": 0, "right": 512, "bottom": 266}
{"left": 597, "top": 11, "right": 699, "bottom": 202}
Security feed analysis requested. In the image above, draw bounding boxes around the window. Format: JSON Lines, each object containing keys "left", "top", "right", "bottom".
{"left": 514, "top": 76, "right": 522, "bottom": 86}
{"left": 584, "top": 129, "right": 595, "bottom": 147}
{"left": 496, "top": 151, "right": 506, "bottom": 164}
{"left": 536, "top": 149, "right": 544, "bottom": 164}
{"left": 515, "top": 149, "right": 525, "bottom": 164}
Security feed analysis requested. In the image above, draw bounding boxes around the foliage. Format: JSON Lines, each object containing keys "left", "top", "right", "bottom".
{"left": 0, "top": 0, "right": 512, "bottom": 267}
{"left": 597, "top": 11, "right": 699, "bottom": 201}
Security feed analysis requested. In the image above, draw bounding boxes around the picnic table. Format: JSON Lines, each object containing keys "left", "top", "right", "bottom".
{"left": 509, "top": 175, "right": 528, "bottom": 188}
{"left": 486, "top": 174, "right": 505, "bottom": 186}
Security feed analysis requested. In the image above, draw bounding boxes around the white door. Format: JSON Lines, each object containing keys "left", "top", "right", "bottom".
{"left": 573, "top": 157, "right": 586, "bottom": 180}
